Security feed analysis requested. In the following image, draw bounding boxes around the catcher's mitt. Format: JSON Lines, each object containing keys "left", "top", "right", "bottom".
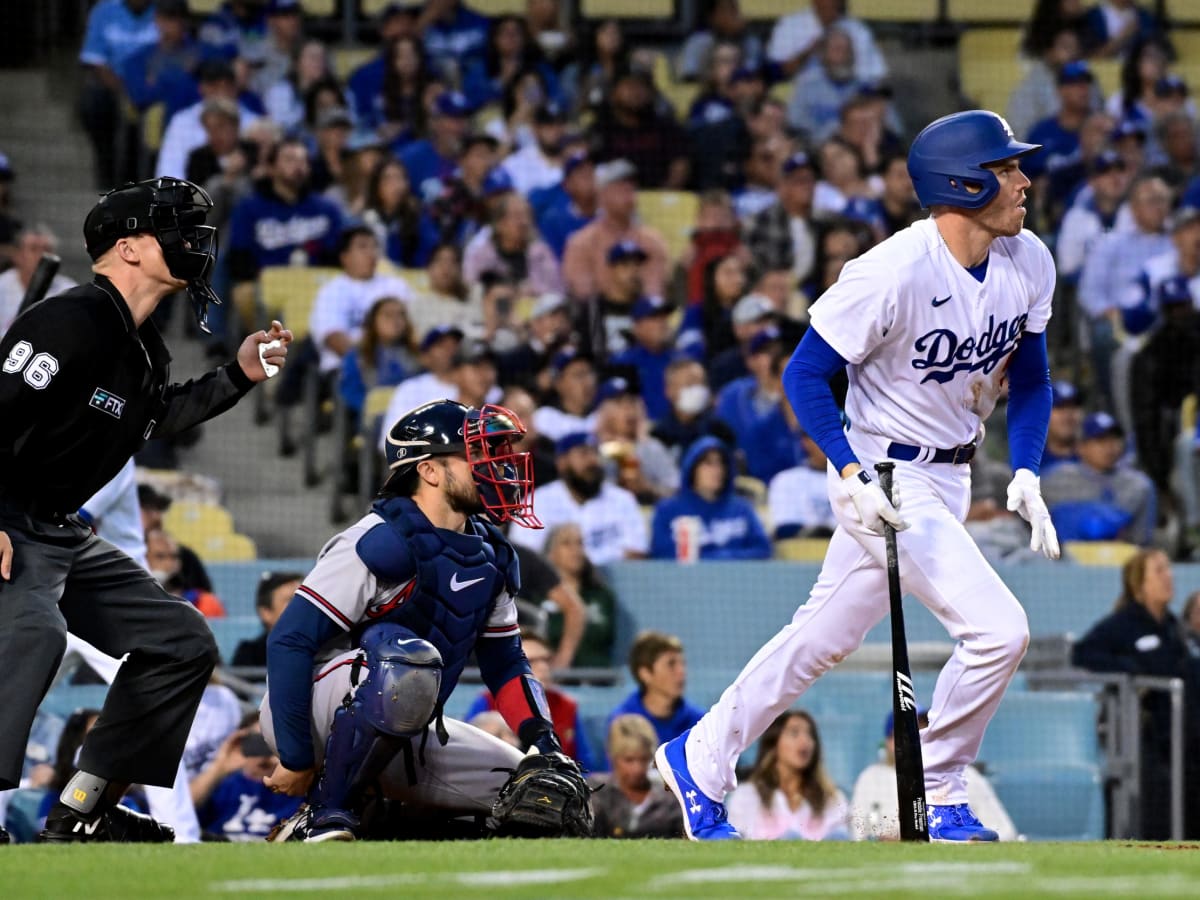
{"left": 487, "top": 751, "right": 594, "bottom": 838}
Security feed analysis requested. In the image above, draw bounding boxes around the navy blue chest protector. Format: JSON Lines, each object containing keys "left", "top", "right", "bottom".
{"left": 354, "top": 497, "right": 519, "bottom": 706}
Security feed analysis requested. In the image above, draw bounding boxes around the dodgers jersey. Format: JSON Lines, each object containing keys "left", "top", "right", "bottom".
{"left": 809, "top": 218, "right": 1055, "bottom": 449}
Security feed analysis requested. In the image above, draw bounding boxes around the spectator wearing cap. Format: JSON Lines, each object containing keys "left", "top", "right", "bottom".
{"left": 579, "top": 238, "right": 649, "bottom": 359}
{"left": 309, "top": 106, "right": 355, "bottom": 194}
{"left": 157, "top": 59, "right": 263, "bottom": 181}
{"left": 1056, "top": 151, "right": 1131, "bottom": 283}
{"left": 1084, "top": 6, "right": 1163, "bottom": 63}
{"left": 379, "top": 325, "right": 465, "bottom": 446}
{"left": 496, "top": 292, "right": 573, "bottom": 392}
{"left": 427, "top": 132, "right": 501, "bottom": 247}
{"left": 462, "top": 193, "right": 562, "bottom": 296}
{"left": 1130, "top": 275, "right": 1200, "bottom": 501}
{"left": 118, "top": 0, "right": 203, "bottom": 121}
{"left": 232, "top": 572, "right": 304, "bottom": 667}
{"left": 399, "top": 91, "right": 472, "bottom": 201}
{"left": 198, "top": 0, "right": 268, "bottom": 62}
{"left": 509, "top": 432, "right": 649, "bottom": 563}
{"left": 1078, "top": 173, "right": 1171, "bottom": 409}
{"left": 679, "top": 0, "right": 764, "bottom": 84}
{"left": 650, "top": 435, "right": 770, "bottom": 561}
{"left": 594, "top": 377, "right": 680, "bottom": 503}
{"left": 78, "top": 0, "right": 159, "bottom": 187}
{"left": 651, "top": 357, "right": 736, "bottom": 462}
{"left": 501, "top": 101, "right": 568, "bottom": 195}
{"left": 842, "top": 151, "right": 920, "bottom": 243}
{"left": 1113, "top": 117, "right": 1151, "bottom": 173}
{"left": 1043, "top": 109, "right": 1120, "bottom": 228}
{"left": 245, "top": 0, "right": 305, "bottom": 99}
{"left": 417, "top": 0, "right": 492, "bottom": 79}
{"left": 533, "top": 349, "right": 599, "bottom": 442}
{"left": 1007, "top": 27, "right": 1096, "bottom": 142}
{"left": 1124, "top": 206, "right": 1200, "bottom": 337}
{"left": 227, "top": 137, "right": 343, "bottom": 328}
{"left": 309, "top": 225, "right": 415, "bottom": 376}
{"left": 611, "top": 297, "right": 691, "bottom": 420}
{"left": 767, "top": 0, "right": 887, "bottom": 86}
{"left": 535, "top": 151, "right": 597, "bottom": 260}
{"left": 1043, "top": 380, "right": 1084, "bottom": 471}
{"left": 462, "top": 15, "right": 560, "bottom": 112}
{"left": 591, "top": 68, "right": 690, "bottom": 190}
{"left": 0, "top": 226, "right": 78, "bottom": 337}
{"left": 1023, "top": 61, "right": 1097, "bottom": 181}
{"left": 746, "top": 151, "right": 817, "bottom": 287}
{"left": 1151, "top": 111, "right": 1199, "bottom": 191}
{"left": 1042, "top": 412, "right": 1157, "bottom": 545}
{"left": 786, "top": 26, "right": 863, "bottom": 142}
{"left": 769, "top": 406, "right": 836, "bottom": 539}
{"left": 716, "top": 327, "right": 799, "bottom": 482}
{"left": 562, "top": 158, "right": 670, "bottom": 302}
{"left": 708, "top": 292, "right": 779, "bottom": 391}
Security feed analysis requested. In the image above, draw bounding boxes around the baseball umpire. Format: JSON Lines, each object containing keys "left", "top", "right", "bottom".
{"left": 260, "top": 399, "right": 593, "bottom": 842}
{"left": 0, "top": 176, "right": 291, "bottom": 844}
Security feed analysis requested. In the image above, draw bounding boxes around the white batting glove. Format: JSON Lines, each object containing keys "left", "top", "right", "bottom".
{"left": 843, "top": 470, "right": 909, "bottom": 535}
{"left": 1006, "top": 468, "right": 1061, "bottom": 560}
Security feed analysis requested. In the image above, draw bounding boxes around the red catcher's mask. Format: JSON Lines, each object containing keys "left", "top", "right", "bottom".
{"left": 465, "top": 404, "right": 542, "bottom": 528}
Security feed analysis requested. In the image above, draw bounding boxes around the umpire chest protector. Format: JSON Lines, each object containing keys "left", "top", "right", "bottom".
{"left": 354, "top": 497, "right": 519, "bottom": 704}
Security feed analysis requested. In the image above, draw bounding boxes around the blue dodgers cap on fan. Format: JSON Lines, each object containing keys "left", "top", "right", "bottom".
{"left": 782, "top": 151, "right": 815, "bottom": 175}
{"left": 419, "top": 324, "right": 464, "bottom": 352}
{"left": 595, "top": 376, "right": 635, "bottom": 405}
{"left": 555, "top": 431, "right": 596, "bottom": 456}
{"left": 748, "top": 325, "right": 783, "bottom": 355}
{"left": 631, "top": 295, "right": 672, "bottom": 320}
{"left": 550, "top": 346, "right": 593, "bottom": 375}
{"left": 0, "top": 152, "right": 12, "bottom": 181}
{"left": 1155, "top": 74, "right": 1189, "bottom": 97}
{"left": 1159, "top": 274, "right": 1194, "bottom": 307}
{"left": 1111, "top": 118, "right": 1147, "bottom": 143}
{"left": 730, "top": 63, "right": 764, "bottom": 85}
{"left": 1089, "top": 149, "right": 1125, "bottom": 176}
{"left": 265, "top": 0, "right": 301, "bottom": 14}
{"left": 1057, "top": 61, "right": 1094, "bottom": 85}
{"left": 607, "top": 239, "right": 649, "bottom": 265}
{"left": 1051, "top": 380, "right": 1081, "bottom": 407}
{"left": 482, "top": 166, "right": 514, "bottom": 197}
{"left": 563, "top": 150, "right": 591, "bottom": 179}
{"left": 434, "top": 91, "right": 471, "bottom": 118}
{"left": 884, "top": 707, "right": 930, "bottom": 737}
{"left": 1082, "top": 411, "right": 1123, "bottom": 440}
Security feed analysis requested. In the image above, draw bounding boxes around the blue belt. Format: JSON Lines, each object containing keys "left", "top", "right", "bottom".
{"left": 886, "top": 441, "right": 977, "bottom": 465}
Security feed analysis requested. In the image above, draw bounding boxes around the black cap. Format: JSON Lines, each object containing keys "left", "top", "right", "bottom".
{"left": 197, "top": 58, "right": 236, "bottom": 84}
{"left": 156, "top": 0, "right": 190, "bottom": 17}
{"left": 83, "top": 182, "right": 158, "bottom": 260}
{"left": 137, "top": 483, "right": 173, "bottom": 511}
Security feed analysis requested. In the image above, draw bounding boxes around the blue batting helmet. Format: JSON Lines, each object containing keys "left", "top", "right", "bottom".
{"left": 907, "top": 110, "right": 1041, "bottom": 210}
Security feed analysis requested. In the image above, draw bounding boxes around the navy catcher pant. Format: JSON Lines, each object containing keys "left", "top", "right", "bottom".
{"left": 0, "top": 508, "right": 218, "bottom": 790}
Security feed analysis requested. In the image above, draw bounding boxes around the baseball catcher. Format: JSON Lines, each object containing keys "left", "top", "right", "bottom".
{"left": 259, "top": 400, "right": 593, "bottom": 840}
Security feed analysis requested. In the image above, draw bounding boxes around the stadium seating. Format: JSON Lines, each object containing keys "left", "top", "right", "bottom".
{"left": 333, "top": 47, "right": 376, "bottom": 82}
{"left": 163, "top": 500, "right": 235, "bottom": 545}
{"left": 980, "top": 691, "right": 1101, "bottom": 767}
{"left": 946, "top": 0, "right": 1035, "bottom": 23}
{"left": 957, "top": 29, "right": 1027, "bottom": 114}
{"left": 258, "top": 266, "right": 341, "bottom": 342}
{"left": 193, "top": 532, "right": 259, "bottom": 563}
{"left": 209, "top": 616, "right": 265, "bottom": 662}
{"left": 189, "top": 0, "right": 223, "bottom": 13}
{"left": 637, "top": 191, "right": 699, "bottom": 263}
{"left": 579, "top": 0, "right": 675, "bottom": 19}
{"left": 141, "top": 102, "right": 166, "bottom": 154}
{"left": 300, "top": 0, "right": 338, "bottom": 16}
{"left": 989, "top": 762, "right": 1105, "bottom": 841}
{"left": 774, "top": 537, "right": 832, "bottom": 561}
{"left": 1063, "top": 541, "right": 1140, "bottom": 567}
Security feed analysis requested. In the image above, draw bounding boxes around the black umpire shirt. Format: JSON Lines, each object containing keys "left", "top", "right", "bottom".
{"left": 0, "top": 274, "right": 255, "bottom": 516}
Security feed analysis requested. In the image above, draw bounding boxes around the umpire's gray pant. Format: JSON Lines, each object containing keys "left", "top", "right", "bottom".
{"left": 0, "top": 509, "right": 219, "bottom": 791}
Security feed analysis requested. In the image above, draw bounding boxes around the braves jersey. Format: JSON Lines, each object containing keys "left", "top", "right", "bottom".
{"left": 809, "top": 218, "right": 1055, "bottom": 449}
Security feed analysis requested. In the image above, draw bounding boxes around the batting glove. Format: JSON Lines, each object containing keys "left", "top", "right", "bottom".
{"left": 843, "top": 470, "right": 909, "bottom": 535}
{"left": 1006, "top": 468, "right": 1061, "bottom": 560}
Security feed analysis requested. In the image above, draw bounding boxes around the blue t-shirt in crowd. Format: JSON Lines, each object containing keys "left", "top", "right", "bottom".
{"left": 422, "top": 4, "right": 490, "bottom": 72}
{"left": 1023, "top": 116, "right": 1081, "bottom": 179}
{"left": 79, "top": 0, "right": 159, "bottom": 69}
{"left": 119, "top": 40, "right": 203, "bottom": 117}
{"left": 715, "top": 375, "right": 803, "bottom": 482}
{"left": 607, "top": 691, "right": 704, "bottom": 750}
{"left": 198, "top": 771, "right": 302, "bottom": 842}
{"left": 399, "top": 140, "right": 459, "bottom": 203}
{"left": 228, "top": 184, "right": 343, "bottom": 279}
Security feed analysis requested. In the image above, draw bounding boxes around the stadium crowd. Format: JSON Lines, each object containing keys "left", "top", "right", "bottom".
{"left": 2, "top": 0, "right": 1200, "bottom": 842}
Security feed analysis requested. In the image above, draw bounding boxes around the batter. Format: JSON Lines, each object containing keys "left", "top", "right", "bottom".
{"left": 656, "top": 110, "right": 1061, "bottom": 843}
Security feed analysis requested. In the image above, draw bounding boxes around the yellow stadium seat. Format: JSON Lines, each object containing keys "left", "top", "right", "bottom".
{"left": 734, "top": 475, "right": 768, "bottom": 504}
{"left": 258, "top": 266, "right": 341, "bottom": 341}
{"left": 660, "top": 81, "right": 701, "bottom": 121}
{"left": 163, "top": 501, "right": 235, "bottom": 547}
{"left": 637, "top": 191, "right": 699, "bottom": 264}
{"left": 1182, "top": 394, "right": 1197, "bottom": 435}
{"left": 741, "top": 0, "right": 802, "bottom": 21}
{"left": 142, "top": 102, "right": 166, "bottom": 153}
{"left": 856, "top": 0, "right": 938, "bottom": 21}
{"left": 775, "top": 537, "right": 831, "bottom": 562}
{"left": 333, "top": 47, "right": 377, "bottom": 82}
{"left": 1064, "top": 541, "right": 1141, "bottom": 567}
{"left": 580, "top": 0, "right": 673, "bottom": 19}
{"left": 300, "top": 0, "right": 337, "bottom": 16}
{"left": 190, "top": 0, "right": 223, "bottom": 13}
{"left": 1090, "top": 58, "right": 1122, "bottom": 98}
{"left": 469, "top": 0, "right": 527, "bottom": 13}
{"left": 194, "top": 532, "right": 258, "bottom": 563}
{"left": 398, "top": 267, "right": 431, "bottom": 293}
{"left": 363, "top": 384, "right": 398, "bottom": 429}
{"left": 958, "top": 30, "right": 1030, "bottom": 114}
{"left": 947, "top": 0, "right": 1034, "bottom": 23}
{"left": 958, "top": 27, "right": 1023, "bottom": 61}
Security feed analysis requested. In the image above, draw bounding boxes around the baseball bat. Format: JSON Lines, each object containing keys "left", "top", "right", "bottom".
{"left": 874, "top": 461, "right": 929, "bottom": 842}
{"left": 16, "top": 252, "right": 61, "bottom": 316}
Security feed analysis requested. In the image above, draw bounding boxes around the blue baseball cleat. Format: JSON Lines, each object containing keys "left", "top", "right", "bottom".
{"left": 927, "top": 804, "right": 1000, "bottom": 842}
{"left": 654, "top": 730, "right": 740, "bottom": 841}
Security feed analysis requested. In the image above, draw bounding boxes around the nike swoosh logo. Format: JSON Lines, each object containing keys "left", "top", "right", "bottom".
{"left": 931, "top": 295, "right": 952, "bottom": 307}
{"left": 449, "top": 573, "right": 485, "bottom": 592}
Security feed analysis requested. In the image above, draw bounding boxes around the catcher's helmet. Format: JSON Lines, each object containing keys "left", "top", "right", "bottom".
{"left": 84, "top": 177, "right": 221, "bottom": 332}
{"left": 907, "top": 110, "right": 1041, "bottom": 210}
{"left": 384, "top": 399, "right": 541, "bottom": 528}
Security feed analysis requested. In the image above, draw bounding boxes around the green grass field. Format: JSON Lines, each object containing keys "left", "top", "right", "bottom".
{"left": 5, "top": 840, "right": 1200, "bottom": 899}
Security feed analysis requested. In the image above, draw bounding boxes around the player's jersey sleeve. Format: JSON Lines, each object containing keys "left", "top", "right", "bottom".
{"left": 807, "top": 255, "right": 897, "bottom": 365}
{"left": 1022, "top": 231, "right": 1056, "bottom": 334}
{"left": 295, "top": 528, "right": 381, "bottom": 630}
{"left": 482, "top": 588, "right": 520, "bottom": 639}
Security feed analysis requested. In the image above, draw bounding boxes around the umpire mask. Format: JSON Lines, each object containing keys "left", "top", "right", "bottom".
{"left": 84, "top": 177, "right": 222, "bottom": 333}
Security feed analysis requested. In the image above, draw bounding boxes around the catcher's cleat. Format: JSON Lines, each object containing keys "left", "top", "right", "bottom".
{"left": 655, "top": 730, "right": 740, "bottom": 841}
{"left": 0, "top": 824, "right": 10, "bottom": 845}
{"left": 266, "top": 804, "right": 358, "bottom": 842}
{"left": 36, "top": 802, "right": 175, "bottom": 844}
